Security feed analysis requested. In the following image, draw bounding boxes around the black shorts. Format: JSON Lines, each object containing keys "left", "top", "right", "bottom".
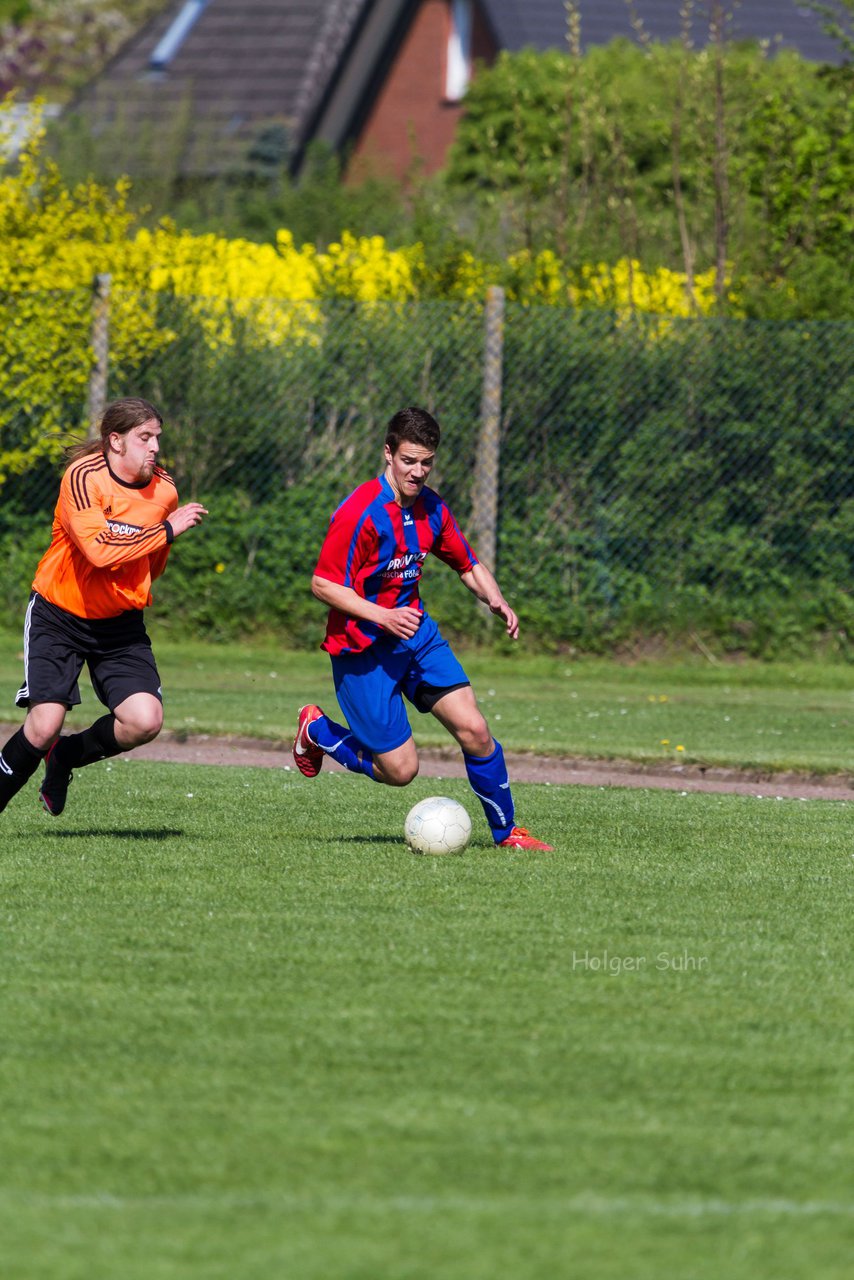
{"left": 15, "top": 593, "right": 163, "bottom": 712}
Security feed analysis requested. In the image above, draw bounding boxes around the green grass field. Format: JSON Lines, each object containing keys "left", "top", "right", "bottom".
{"left": 1, "top": 634, "right": 852, "bottom": 1276}
{"left": 1, "top": 766, "right": 852, "bottom": 1278}
{"left": 141, "top": 636, "right": 854, "bottom": 773}
{"left": 2, "top": 629, "right": 851, "bottom": 773}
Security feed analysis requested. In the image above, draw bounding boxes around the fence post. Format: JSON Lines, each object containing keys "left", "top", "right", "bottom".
{"left": 471, "top": 284, "right": 504, "bottom": 571}
{"left": 88, "top": 273, "right": 111, "bottom": 438}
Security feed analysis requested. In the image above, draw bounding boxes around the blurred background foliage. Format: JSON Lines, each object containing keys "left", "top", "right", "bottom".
{"left": 0, "top": 5, "right": 851, "bottom": 657}
{"left": 0, "top": 7, "right": 845, "bottom": 320}
{"left": 0, "top": 1, "right": 163, "bottom": 98}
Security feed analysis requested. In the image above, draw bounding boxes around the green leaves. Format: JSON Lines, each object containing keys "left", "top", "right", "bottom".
{"left": 447, "top": 40, "right": 853, "bottom": 316}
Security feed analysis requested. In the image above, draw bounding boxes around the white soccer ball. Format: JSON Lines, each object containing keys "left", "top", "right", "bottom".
{"left": 405, "top": 795, "right": 472, "bottom": 856}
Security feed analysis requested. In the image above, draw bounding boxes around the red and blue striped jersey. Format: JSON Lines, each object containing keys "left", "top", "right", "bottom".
{"left": 314, "top": 475, "right": 478, "bottom": 655}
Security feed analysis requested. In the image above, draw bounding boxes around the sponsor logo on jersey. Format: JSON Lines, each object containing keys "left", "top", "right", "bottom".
{"left": 382, "top": 550, "right": 427, "bottom": 579}
{"left": 106, "top": 518, "right": 143, "bottom": 537}
{"left": 386, "top": 550, "right": 427, "bottom": 570}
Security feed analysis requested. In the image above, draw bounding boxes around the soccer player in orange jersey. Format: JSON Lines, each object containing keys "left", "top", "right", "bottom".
{"left": 0, "top": 398, "right": 207, "bottom": 817}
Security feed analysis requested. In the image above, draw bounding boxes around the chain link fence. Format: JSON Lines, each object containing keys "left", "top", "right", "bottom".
{"left": 1, "top": 283, "right": 851, "bottom": 652}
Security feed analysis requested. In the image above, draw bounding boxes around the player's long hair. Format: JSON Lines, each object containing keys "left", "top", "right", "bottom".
{"left": 65, "top": 398, "right": 163, "bottom": 463}
{"left": 385, "top": 406, "right": 441, "bottom": 455}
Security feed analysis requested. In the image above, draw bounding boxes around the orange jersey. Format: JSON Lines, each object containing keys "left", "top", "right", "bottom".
{"left": 32, "top": 452, "right": 179, "bottom": 620}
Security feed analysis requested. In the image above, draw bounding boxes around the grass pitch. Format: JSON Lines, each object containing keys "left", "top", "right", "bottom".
{"left": 1, "top": 630, "right": 852, "bottom": 773}
{"left": 1, "top": 763, "right": 851, "bottom": 1279}
{"left": 154, "top": 639, "right": 853, "bottom": 773}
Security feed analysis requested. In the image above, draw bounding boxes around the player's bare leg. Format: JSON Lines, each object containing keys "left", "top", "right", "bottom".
{"left": 429, "top": 685, "right": 492, "bottom": 757}
{"left": 371, "top": 737, "right": 419, "bottom": 787}
{"left": 24, "top": 701, "right": 67, "bottom": 751}
{"left": 113, "top": 692, "right": 164, "bottom": 748}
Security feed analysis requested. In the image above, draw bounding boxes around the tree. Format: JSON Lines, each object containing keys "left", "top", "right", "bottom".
{"left": 802, "top": 0, "right": 854, "bottom": 58}
{"left": 446, "top": 37, "right": 853, "bottom": 315}
{"left": 0, "top": 0, "right": 162, "bottom": 98}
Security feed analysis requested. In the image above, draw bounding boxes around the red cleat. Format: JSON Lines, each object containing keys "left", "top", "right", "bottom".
{"left": 497, "top": 826, "right": 553, "bottom": 851}
{"left": 293, "top": 704, "right": 325, "bottom": 777}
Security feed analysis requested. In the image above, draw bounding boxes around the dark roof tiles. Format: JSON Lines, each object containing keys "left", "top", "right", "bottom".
{"left": 483, "top": 0, "right": 845, "bottom": 63}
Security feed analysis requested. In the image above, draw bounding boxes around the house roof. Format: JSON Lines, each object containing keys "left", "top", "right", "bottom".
{"left": 74, "top": 0, "right": 847, "bottom": 177}
{"left": 484, "top": 0, "right": 846, "bottom": 63}
{"left": 75, "top": 0, "right": 365, "bottom": 173}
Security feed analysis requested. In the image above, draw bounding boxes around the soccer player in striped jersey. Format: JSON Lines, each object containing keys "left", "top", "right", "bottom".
{"left": 293, "top": 406, "right": 553, "bottom": 852}
{"left": 0, "top": 398, "right": 207, "bottom": 818}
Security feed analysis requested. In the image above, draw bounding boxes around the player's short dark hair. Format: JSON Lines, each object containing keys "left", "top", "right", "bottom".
{"left": 67, "top": 398, "right": 163, "bottom": 462}
{"left": 385, "top": 407, "right": 441, "bottom": 455}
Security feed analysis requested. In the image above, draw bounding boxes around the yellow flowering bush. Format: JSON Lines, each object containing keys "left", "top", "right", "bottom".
{"left": 0, "top": 119, "right": 164, "bottom": 483}
{"left": 316, "top": 231, "right": 422, "bottom": 301}
{"left": 505, "top": 249, "right": 567, "bottom": 305}
{"left": 0, "top": 117, "right": 427, "bottom": 487}
{"left": 427, "top": 249, "right": 491, "bottom": 302}
{"left": 127, "top": 226, "right": 324, "bottom": 350}
{"left": 501, "top": 250, "right": 721, "bottom": 319}
{"left": 1, "top": 104, "right": 733, "bottom": 492}
{"left": 124, "top": 228, "right": 423, "bottom": 350}
{"left": 571, "top": 258, "right": 720, "bottom": 319}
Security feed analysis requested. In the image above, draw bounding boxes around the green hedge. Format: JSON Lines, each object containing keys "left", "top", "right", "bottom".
{"left": 1, "top": 300, "right": 851, "bottom": 657}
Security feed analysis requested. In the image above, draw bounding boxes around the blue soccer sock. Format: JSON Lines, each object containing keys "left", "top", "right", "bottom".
{"left": 464, "top": 739, "right": 515, "bottom": 843}
{"left": 310, "top": 714, "right": 375, "bottom": 780}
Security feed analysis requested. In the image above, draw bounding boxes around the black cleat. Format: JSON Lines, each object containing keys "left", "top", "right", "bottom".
{"left": 40, "top": 740, "right": 73, "bottom": 816}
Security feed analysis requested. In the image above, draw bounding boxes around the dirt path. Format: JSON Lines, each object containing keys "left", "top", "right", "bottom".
{"left": 126, "top": 731, "right": 853, "bottom": 802}
{"left": 3, "top": 724, "right": 849, "bottom": 801}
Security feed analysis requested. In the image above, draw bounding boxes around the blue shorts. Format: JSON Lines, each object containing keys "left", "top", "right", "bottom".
{"left": 331, "top": 613, "right": 470, "bottom": 754}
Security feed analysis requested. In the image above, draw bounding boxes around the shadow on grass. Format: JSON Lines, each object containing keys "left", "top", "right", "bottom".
{"left": 334, "top": 836, "right": 493, "bottom": 852}
{"left": 39, "top": 827, "right": 185, "bottom": 841}
{"left": 334, "top": 835, "right": 403, "bottom": 845}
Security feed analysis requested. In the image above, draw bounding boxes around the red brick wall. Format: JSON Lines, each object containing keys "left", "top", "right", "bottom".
{"left": 349, "top": 0, "right": 496, "bottom": 181}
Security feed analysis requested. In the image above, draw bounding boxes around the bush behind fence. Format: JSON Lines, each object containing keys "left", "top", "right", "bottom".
{"left": 1, "top": 288, "right": 851, "bottom": 656}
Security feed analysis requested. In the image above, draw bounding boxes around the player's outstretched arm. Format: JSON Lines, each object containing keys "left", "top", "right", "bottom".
{"left": 311, "top": 575, "right": 422, "bottom": 639}
{"left": 459, "top": 565, "right": 519, "bottom": 639}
